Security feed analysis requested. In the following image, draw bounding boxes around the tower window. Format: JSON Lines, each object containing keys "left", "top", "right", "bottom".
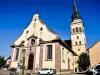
{"left": 79, "top": 27, "right": 82, "bottom": 32}
{"left": 79, "top": 41, "right": 81, "bottom": 45}
{"left": 73, "top": 28, "right": 75, "bottom": 33}
{"left": 78, "top": 49, "right": 80, "bottom": 51}
{"left": 77, "top": 36, "right": 79, "bottom": 39}
{"left": 76, "top": 27, "right": 78, "bottom": 32}
{"left": 75, "top": 42, "right": 78, "bottom": 45}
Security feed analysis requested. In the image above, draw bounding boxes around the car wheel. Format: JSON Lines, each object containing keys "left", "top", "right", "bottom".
{"left": 37, "top": 72, "right": 40, "bottom": 75}
{"left": 47, "top": 72, "right": 50, "bottom": 75}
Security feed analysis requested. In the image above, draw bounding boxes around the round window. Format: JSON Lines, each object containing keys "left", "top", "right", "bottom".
{"left": 31, "top": 39, "right": 35, "bottom": 45}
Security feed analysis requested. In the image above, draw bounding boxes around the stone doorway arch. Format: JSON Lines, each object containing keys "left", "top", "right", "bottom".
{"left": 28, "top": 54, "right": 34, "bottom": 70}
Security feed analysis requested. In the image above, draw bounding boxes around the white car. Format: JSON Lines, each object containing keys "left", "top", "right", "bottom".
{"left": 90, "top": 64, "right": 100, "bottom": 75}
{"left": 37, "top": 68, "right": 54, "bottom": 75}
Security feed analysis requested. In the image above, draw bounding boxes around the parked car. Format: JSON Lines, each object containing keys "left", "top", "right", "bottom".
{"left": 37, "top": 68, "right": 54, "bottom": 75}
{"left": 94, "top": 69, "right": 100, "bottom": 75}
{"left": 86, "top": 64, "right": 100, "bottom": 75}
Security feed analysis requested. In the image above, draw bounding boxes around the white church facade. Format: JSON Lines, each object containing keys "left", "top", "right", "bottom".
{"left": 9, "top": 14, "right": 76, "bottom": 74}
{"left": 9, "top": 1, "right": 87, "bottom": 74}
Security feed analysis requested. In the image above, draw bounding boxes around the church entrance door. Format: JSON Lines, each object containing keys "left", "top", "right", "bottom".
{"left": 28, "top": 54, "right": 34, "bottom": 70}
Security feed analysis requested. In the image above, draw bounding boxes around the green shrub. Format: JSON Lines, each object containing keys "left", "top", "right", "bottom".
{"left": 53, "top": 69, "right": 56, "bottom": 74}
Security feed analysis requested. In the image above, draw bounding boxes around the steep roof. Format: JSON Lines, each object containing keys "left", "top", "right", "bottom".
{"left": 64, "top": 40, "right": 72, "bottom": 49}
{"left": 38, "top": 16, "right": 57, "bottom": 35}
{"left": 39, "top": 38, "right": 77, "bottom": 56}
{"left": 88, "top": 41, "right": 100, "bottom": 50}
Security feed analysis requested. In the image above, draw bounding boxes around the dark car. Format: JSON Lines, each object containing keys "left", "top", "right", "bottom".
{"left": 85, "top": 69, "right": 93, "bottom": 75}
{"left": 86, "top": 64, "right": 100, "bottom": 75}
{"left": 95, "top": 69, "right": 100, "bottom": 75}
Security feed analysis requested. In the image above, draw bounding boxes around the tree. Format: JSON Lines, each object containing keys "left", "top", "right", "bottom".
{"left": 0, "top": 56, "right": 6, "bottom": 69}
{"left": 77, "top": 52, "right": 90, "bottom": 71}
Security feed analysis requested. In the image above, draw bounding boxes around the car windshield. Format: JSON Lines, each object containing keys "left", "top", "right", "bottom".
{"left": 42, "top": 68, "right": 49, "bottom": 70}
{"left": 95, "top": 65, "right": 100, "bottom": 70}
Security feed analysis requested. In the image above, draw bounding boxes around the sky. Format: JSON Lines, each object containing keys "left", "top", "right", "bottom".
{"left": 0, "top": 0, "right": 100, "bottom": 58}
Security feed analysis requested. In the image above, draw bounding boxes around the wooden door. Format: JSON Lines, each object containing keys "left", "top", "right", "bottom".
{"left": 28, "top": 54, "right": 34, "bottom": 70}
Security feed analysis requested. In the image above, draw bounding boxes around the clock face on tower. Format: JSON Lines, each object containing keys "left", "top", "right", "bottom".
{"left": 31, "top": 39, "right": 35, "bottom": 45}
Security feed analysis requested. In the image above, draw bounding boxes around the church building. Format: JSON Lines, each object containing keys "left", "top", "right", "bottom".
{"left": 9, "top": 14, "right": 76, "bottom": 74}
{"left": 9, "top": 0, "right": 87, "bottom": 74}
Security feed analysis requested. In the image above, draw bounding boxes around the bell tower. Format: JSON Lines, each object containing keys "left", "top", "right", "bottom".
{"left": 70, "top": 0, "right": 87, "bottom": 72}
{"left": 71, "top": 0, "right": 87, "bottom": 55}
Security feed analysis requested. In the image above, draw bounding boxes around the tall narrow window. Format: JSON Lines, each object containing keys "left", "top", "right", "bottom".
{"left": 77, "top": 36, "right": 79, "bottom": 39}
{"left": 79, "top": 41, "right": 81, "bottom": 45}
{"left": 76, "top": 27, "right": 78, "bottom": 32}
{"left": 47, "top": 45, "right": 52, "bottom": 60}
{"left": 15, "top": 48, "right": 19, "bottom": 60}
{"left": 78, "top": 49, "right": 80, "bottom": 51}
{"left": 75, "top": 42, "right": 78, "bottom": 45}
{"left": 79, "top": 27, "right": 82, "bottom": 32}
{"left": 73, "top": 28, "right": 75, "bottom": 33}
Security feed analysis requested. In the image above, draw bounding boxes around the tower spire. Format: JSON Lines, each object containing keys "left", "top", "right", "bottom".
{"left": 73, "top": 0, "right": 77, "bottom": 12}
{"left": 71, "top": 0, "right": 82, "bottom": 22}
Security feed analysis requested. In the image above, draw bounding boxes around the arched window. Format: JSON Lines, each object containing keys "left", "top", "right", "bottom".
{"left": 78, "top": 49, "right": 80, "bottom": 51}
{"left": 75, "top": 42, "right": 78, "bottom": 45}
{"left": 79, "top": 41, "right": 81, "bottom": 45}
{"left": 73, "top": 28, "right": 75, "bottom": 33}
{"left": 15, "top": 48, "right": 19, "bottom": 60}
{"left": 79, "top": 27, "right": 82, "bottom": 32}
{"left": 22, "top": 49, "right": 26, "bottom": 56}
{"left": 77, "top": 36, "right": 79, "bottom": 39}
{"left": 76, "top": 27, "right": 78, "bottom": 32}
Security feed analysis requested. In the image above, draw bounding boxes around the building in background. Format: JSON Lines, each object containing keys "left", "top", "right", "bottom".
{"left": 88, "top": 41, "right": 100, "bottom": 67}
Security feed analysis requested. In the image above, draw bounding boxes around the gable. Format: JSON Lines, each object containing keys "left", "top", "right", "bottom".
{"left": 13, "top": 14, "right": 57, "bottom": 45}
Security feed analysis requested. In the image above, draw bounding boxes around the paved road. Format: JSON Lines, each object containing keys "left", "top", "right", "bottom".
{"left": 32, "top": 73, "right": 86, "bottom": 75}
{"left": 0, "top": 70, "right": 86, "bottom": 75}
{"left": 0, "top": 70, "right": 9, "bottom": 75}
